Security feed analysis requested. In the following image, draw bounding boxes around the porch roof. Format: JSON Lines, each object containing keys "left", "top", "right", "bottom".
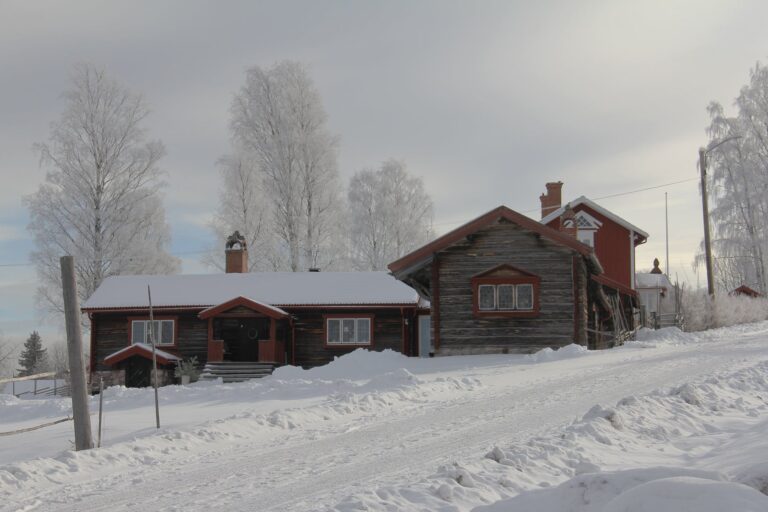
{"left": 199, "top": 296, "right": 290, "bottom": 320}
{"left": 103, "top": 343, "right": 181, "bottom": 367}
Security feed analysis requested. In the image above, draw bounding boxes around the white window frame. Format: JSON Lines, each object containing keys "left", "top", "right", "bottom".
{"left": 478, "top": 284, "right": 497, "bottom": 311}
{"left": 131, "top": 319, "right": 174, "bottom": 346}
{"left": 326, "top": 317, "right": 372, "bottom": 346}
{"left": 515, "top": 284, "right": 535, "bottom": 311}
{"left": 476, "top": 284, "right": 536, "bottom": 312}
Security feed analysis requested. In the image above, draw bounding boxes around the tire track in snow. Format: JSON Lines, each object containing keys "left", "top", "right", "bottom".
{"left": 9, "top": 336, "right": 768, "bottom": 512}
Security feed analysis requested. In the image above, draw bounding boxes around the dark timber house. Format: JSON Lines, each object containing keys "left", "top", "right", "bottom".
{"left": 388, "top": 204, "right": 629, "bottom": 355}
{"left": 82, "top": 236, "right": 422, "bottom": 387}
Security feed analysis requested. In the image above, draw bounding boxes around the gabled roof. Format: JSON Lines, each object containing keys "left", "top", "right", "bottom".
{"left": 540, "top": 196, "right": 649, "bottom": 240}
{"left": 636, "top": 272, "right": 672, "bottom": 290}
{"left": 388, "top": 205, "right": 602, "bottom": 276}
{"left": 82, "top": 271, "right": 419, "bottom": 311}
{"left": 103, "top": 343, "right": 180, "bottom": 366}
{"left": 731, "top": 284, "right": 762, "bottom": 298}
{"left": 472, "top": 263, "right": 539, "bottom": 280}
{"left": 199, "top": 296, "right": 290, "bottom": 320}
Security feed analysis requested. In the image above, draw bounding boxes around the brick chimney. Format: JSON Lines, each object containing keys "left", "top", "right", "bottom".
{"left": 224, "top": 231, "right": 248, "bottom": 273}
{"left": 540, "top": 181, "right": 563, "bottom": 219}
{"left": 560, "top": 205, "right": 578, "bottom": 238}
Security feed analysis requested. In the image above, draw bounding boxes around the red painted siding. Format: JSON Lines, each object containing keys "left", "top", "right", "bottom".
{"left": 546, "top": 204, "right": 632, "bottom": 289}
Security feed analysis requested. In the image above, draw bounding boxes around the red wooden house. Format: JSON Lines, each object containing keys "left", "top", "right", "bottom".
{"left": 539, "top": 182, "right": 648, "bottom": 337}
{"left": 83, "top": 240, "right": 422, "bottom": 387}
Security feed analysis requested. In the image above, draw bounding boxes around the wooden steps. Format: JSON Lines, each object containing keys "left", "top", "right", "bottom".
{"left": 200, "top": 362, "right": 276, "bottom": 383}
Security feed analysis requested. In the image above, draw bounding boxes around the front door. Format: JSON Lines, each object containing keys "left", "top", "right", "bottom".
{"left": 218, "top": 318, "right": 269, "bottom": 361}
{"left": 124, "top": 357, "right": 152, "bottom": 387}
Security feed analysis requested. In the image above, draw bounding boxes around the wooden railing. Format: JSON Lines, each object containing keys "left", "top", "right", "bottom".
{"left": 207, "top": 339, "right": 224, "bottom": 362}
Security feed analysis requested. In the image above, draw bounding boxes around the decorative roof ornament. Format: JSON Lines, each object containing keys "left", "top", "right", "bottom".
{"left": 225, "top": 231, "right": 247, "bottom": 251}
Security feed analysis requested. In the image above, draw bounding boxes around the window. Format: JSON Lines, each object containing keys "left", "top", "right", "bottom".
{"left": 474, "top": 284, "right": 535, "bottom": 312}
{"left": 131, "top": 319, "right": 174, "bottom": 345}
{"left": 471, "top": 264, "right": 540, "bottom": 317}
{"left": 326, "top": 317, "right": 372, "bottom": 346}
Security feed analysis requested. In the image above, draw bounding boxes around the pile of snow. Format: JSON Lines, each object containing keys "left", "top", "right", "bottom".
{"left": 628, "top": 326, "right": 699, "bottom": 347}
{"left": 475, "top": 468, "right": 768, "bottom": 512}
{"left": 334, "top": 360, "right": 768, "bottom": 511}
{"left": 273, "top": 348, "right": 412, "bottom": 381}
{"left": 527, "top": 343, "right": 588, "bottom": 362}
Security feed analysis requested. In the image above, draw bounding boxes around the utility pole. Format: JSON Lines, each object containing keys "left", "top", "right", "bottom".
{"left": 699, "top": 148, "right": 716, "bottom": 298}
{"left": 665, "top": 192, "right": 670, "bottom": 276}
{"left": 60, "top": 255, "right": 93, "bottom": 450}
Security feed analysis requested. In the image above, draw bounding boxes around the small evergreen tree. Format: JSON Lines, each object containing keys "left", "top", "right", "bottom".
{"left": 17, "top": 331, "right": 49, "bottom": 376}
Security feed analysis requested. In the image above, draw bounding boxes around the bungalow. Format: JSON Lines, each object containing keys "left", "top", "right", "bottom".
{"left": 82, "top": 237, "right": 422, "bottom": 387}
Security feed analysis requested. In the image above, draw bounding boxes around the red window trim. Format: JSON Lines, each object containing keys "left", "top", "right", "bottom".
{"left": 127, "top": 316, "right": 179, "bottom": 348}
{"left": 471, "top": 276, "right": 541, "bottom": 318}
{"left": 323, "top": 314, "right": 375, "bottom": 349}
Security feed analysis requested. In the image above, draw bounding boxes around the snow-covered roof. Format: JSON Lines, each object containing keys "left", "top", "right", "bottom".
{"left": 541, "top": 196, "right": 649, "bottom": 239}
{"left": 103, "top": 343, "right": 180, "bottom": 366}
{"left": 635, "top": 273, "right": 672, "bottom": 289}
{"left": 83, "top": 271, "right": 420, "bottom": 310}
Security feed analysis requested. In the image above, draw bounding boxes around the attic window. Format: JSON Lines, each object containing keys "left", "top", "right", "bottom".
{"left": 472, "top": 264, "right": 540, "bottom": 317}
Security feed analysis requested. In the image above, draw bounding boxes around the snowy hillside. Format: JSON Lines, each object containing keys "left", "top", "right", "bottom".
{"left": 2, "top": 324, "right": 768, "bottom": 511}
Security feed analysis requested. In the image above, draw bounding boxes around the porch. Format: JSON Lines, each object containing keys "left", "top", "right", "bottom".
{"left": 199, "top": 296, "right": 291, "bottom": 365}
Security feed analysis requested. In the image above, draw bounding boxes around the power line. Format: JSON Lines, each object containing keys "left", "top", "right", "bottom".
{"left": 0, "top": 176, "right": 701, "bottom": 267}
{"left": 433, "top": 176, "right": 698, "bottom": 227}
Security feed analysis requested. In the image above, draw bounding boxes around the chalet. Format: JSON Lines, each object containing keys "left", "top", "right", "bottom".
{"left": 539, "top": 182, "right": 648, "bottom": 338}
{"left": 388, "top": 205, "right": 614, "bottom": 355}
{"left": 82, "top": 235, "right": 422, "bottom": 387}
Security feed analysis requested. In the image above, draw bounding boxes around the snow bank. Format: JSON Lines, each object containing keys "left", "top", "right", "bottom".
{"left": 334, "top": 360, "right": 768, "bottom": 511}
{"left": 601, "top": 477, "right": 768, "bottom": 512}
{"left": 527, "top": 343, "right": 588, "bottom": 362}
{"left": 0, "top": 351, "right": 482, "bottom": 497}
{"left": 273, "top": 348, "right": 412, "bottom": 381}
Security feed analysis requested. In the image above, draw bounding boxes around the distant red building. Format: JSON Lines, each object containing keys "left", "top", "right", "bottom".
{"left": 731, "top": 285, "right": 762, "bottom": 298}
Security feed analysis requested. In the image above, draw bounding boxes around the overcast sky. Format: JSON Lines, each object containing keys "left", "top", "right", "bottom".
{"left": 1, "top": 0, "right": 767, "bottom": 345}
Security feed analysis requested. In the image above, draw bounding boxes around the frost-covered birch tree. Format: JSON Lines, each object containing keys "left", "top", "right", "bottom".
{"left": 701, "top": 62, "right": 768, "bottom": 293}
{"left": 229, "top": 61, "right": 341, "bottom": 271}
{"left": 26, "top": 64, "right": 179, "bottom": 316}
{"left": 204, "top": 150, "right": 278, "bottom": 271}
{"left": 347, "top": 159, "right": 434, "bottom": 270}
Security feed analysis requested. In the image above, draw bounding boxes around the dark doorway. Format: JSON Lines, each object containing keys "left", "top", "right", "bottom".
{"left": 216, "top": 318, "right": 269, "bottom": 361}
{"left": 124, "top": 357, "right": 152, "bottom": 387}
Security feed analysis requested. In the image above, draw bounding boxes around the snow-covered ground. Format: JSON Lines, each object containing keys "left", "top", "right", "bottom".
{"left": 2, "top": 324, "right": 768, "bottom": 511}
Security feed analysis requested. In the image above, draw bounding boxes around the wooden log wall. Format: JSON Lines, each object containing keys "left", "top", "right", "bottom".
{"left": 435, "top": 220, "right": 583, "bottom": 354}
{"left": 92, "top": 311, "right": 209, "bottom": 372}
{"left": 291, "top": 308, "right": 407, "bottom": 368}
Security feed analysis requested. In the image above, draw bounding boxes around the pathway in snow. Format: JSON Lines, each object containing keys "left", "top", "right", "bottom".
{"left": 3, "top": 325, "right": 768, "bottom": 511}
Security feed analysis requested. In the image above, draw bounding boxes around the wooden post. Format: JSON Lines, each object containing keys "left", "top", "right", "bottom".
{"left": 147, "top": 286, "right": 160, "bottom": 429}
{"left": 97, "top": 377, "right": 104, "bottom": 448}
{"left": 60, "top": 255, "right": 93, "bottom": 451}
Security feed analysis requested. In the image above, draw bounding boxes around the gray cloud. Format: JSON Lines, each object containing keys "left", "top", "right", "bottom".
{"left": 1, "top": 0, "right": 766, "bottom": 336}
